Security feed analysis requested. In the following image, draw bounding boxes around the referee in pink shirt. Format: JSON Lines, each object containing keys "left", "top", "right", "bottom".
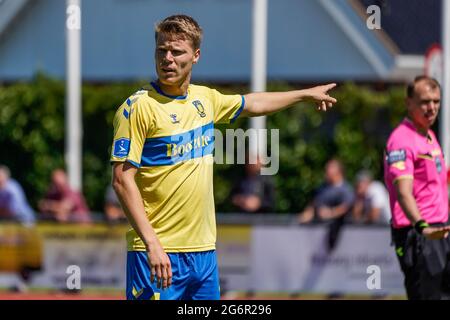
{"left": 384, "top": 76, "right": 450, "bottom": 299}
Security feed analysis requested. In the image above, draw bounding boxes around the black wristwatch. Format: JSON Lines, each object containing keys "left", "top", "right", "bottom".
{"left": 414, "top": 220, "right": 429, "bottom": 234}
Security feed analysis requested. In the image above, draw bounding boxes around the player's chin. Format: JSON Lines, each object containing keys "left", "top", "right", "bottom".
{"left": 158, "top": 76, "right": 178, "bottom": 86}
{"left": 156, "top": 68, "right": 173, "bottom": 78}
{"left": 426, "top": 116, "right": 437, "bottom": 125}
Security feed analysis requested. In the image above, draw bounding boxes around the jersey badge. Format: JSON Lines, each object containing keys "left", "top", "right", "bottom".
{"left": 192, "top": 100, "right": 206, "bottom": 118}
{"left": 113, "top": 138, "right": 130, "bottom": 158}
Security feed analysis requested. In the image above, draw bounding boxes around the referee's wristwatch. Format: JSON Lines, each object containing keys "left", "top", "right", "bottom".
{"left": 414, "top": 220, "right": 429, "bottom": 235}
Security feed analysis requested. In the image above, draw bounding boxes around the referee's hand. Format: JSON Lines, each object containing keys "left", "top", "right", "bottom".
{"left": 422, "top": 226, "right": 450, "bottom": 240}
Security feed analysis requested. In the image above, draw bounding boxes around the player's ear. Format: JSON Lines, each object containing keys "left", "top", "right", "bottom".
{"left": 193, "top": 48, "right": 200, "bottom": 64}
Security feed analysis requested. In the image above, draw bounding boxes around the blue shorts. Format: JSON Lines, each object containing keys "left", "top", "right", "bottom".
{"left": 126, "top": 250, "right": 220, "bottom": 300}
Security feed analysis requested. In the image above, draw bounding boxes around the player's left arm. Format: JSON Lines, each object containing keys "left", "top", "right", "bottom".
{"left": 241, "top": 83, "right": 337, "bottom": 117}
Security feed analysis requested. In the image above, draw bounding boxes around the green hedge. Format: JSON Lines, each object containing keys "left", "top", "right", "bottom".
{"left": 0, "top": 75, "right": 411, "bottom": 213}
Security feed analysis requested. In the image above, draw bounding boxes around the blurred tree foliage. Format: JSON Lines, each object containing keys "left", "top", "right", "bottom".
{"left": 0, "top": 75, "right": 408, "bottom": 213}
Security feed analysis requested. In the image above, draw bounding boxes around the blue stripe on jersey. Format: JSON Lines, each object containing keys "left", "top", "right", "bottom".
{"left": 127, "top": 159, "right": 141, "bottom": 168}
{"left": 230, "top": 95, "right": 245, "bottom": 123}
{"left": 141, "top": 122, "right": 214, "bottom": 166}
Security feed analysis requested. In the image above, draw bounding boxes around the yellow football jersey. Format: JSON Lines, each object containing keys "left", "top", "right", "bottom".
{"left": 110, "top": 82, "right": 244, "bottom": 252}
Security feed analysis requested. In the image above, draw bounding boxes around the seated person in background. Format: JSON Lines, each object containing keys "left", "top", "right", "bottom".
{"left": 104, "top": 185, "right": 127, "bottom": 223}
{"left": 0, "top": 165, "right": 36, "bottom": 226}
{"left": 298, "top": 158, "right": 354, "bottom": 224}
{"left": 0, "top": 165, "right": 39, "bottom": 292}
{"left": 39, "top": 169, "right": 91, "bottom": 223}
{"left": 352, "top": 170, "right": 391, "bottom": 225}
{"left": 231, "top": 155, "right": 275, "bottom": 213}
{"left": 297, "top": 158, "right": 354, "bottom": 251}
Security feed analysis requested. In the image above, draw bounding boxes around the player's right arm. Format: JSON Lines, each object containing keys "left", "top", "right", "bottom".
{"left": 110, "top": 96, "right": 171, "bottom": 289}
{"left": 112, "top": 162, "right": 172, "bottom": 289}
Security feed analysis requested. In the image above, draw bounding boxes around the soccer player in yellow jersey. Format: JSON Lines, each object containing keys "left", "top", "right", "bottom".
{"left": 111, "top": 14, "right": 337, "bottom": 300}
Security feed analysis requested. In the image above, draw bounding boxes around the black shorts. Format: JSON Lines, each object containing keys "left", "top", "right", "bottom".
{"left": 391, "top": 223, "right": 450, "bottom": 300}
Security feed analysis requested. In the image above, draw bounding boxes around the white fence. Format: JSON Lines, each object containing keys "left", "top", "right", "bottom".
{"left": 0, "top": 222, "right": 405, "bottom": 296}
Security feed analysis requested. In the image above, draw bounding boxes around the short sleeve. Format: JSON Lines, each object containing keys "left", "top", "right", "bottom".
{"left": 385, "top": 141, "right": 414, "bottom": 183}
{"left": 110, "top": 97, "right": 153, "bottom": 168}
{"left": 210, "top": 88, "right": 245, "bottom": 124}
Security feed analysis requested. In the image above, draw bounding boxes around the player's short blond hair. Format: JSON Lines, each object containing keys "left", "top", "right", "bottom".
{"left": 155, "top": 15, "right": 203, "bottom": 50}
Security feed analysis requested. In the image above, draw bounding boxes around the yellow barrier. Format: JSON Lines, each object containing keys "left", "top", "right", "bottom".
{"left": 0, "top": 223, "right": 129, "bottom": 272}
{"left": 0, "top": 223, "right": 43, "bottom": 272}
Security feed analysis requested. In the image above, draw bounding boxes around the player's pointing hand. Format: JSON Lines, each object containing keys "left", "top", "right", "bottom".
{"left": 303, "top": 83, "right": 337, "bottom": 112}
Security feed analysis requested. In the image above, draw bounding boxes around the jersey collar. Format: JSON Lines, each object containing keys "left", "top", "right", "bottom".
{"left": 403, "top": 118, "right": 433, "bottom": 143}
{"left": 150, "top": 81, "right": 188, "bottom": 100}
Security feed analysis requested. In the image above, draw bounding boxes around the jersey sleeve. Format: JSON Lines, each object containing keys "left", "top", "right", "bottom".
{"left": 209, "top": 88, "right": 245, "bottom": 124}
{"left": 110, "top": 97, "right": 154, "bottom": 168}
{"left": 385, "top": 139, "right": 415, "bottom": 183}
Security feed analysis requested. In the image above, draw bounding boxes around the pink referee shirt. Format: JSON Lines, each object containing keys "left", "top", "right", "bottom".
{"left": 384, "top": 118, "right": 448, "bottom": 229}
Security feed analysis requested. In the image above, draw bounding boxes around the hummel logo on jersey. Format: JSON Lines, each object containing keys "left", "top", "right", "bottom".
{"left": 192, "top": 100, "right": 206, "bottom": 118}
{"left": 170, "top": 114, "right": 180, "bottom": 124}
{"left": 123, "top": 107, "right": 134, "bottom": 119}
{"left": 126, "top": 97, "right": 138, "bottom": 106}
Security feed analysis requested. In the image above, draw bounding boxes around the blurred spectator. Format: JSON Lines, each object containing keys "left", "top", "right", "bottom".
{"left": 0, "top": 165, "right": 39, "bottom": 292}
{"left": 231, "top": 155, "right": 275, "bottom": 213}
{"left": 297, "top": 158, "right": 354, "bottom": 251}
{"left": 38, "top": 169, "right": 91, "bottom": 223}
{"left": 0, "top": 165, "right": 36, "bottom": 226}
{"left": 352, "top": 170, "right": 391, "bottom": 225}
{"left": 104, "top": 185, "right": 127, "bottom": 223}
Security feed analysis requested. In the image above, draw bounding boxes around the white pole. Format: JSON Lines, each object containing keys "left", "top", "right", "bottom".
{"left": 250, "top": 0, "right": 268, "bottom": 161}
{"left": 65, "top": 0, "right": 82, "bottom": 190}
{"left": 442, "top": 0, "right": 450, "bottom": 166}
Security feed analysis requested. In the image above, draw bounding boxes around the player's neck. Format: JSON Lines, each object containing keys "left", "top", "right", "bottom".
{"left": 156, "top": 78, "right": 190, "bottom": 97}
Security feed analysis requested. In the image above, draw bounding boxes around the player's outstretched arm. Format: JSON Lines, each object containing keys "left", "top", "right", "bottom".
{"left": 241, "top": 83, "right": 337, "bottom": 117}
{"left": 112, "top": 162, "right": 172, "bottom": 289}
